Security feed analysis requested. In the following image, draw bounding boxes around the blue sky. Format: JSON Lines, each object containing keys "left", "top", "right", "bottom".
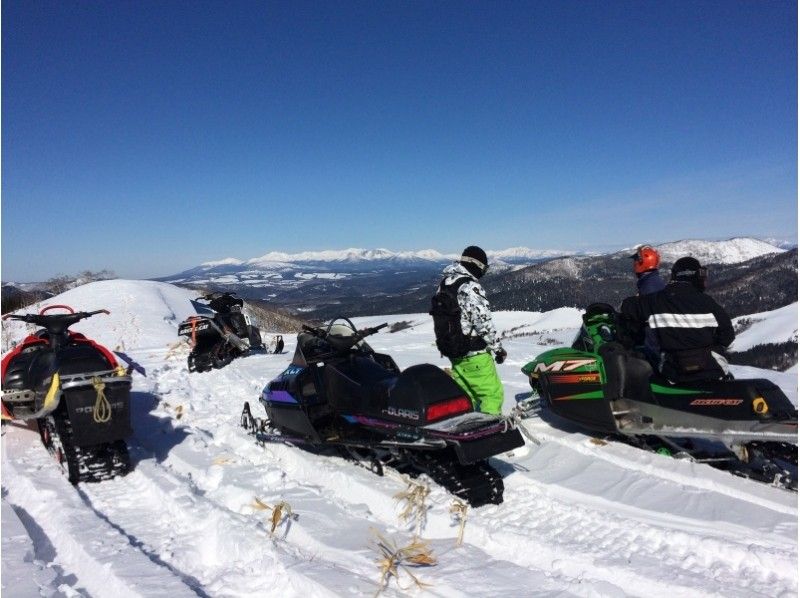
{"left": 2, "top": 1, "right": 796, "bottom": 281}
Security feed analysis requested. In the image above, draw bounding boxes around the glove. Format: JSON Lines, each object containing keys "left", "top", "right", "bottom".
{"left": 494, "top": 347, "right": 507, "bottom": 364}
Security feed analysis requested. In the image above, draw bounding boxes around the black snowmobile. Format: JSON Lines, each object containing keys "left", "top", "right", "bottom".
{"left": 241, "top": 318, "right": 525, "bottom": 506}
{"left": 1, "top": 306, "right": 132, "bottom": 483}
{"left": 519, "top": 303, "right": 798, "bottom": 489}
{"left": 178, "top": 292, "right": 264, "bottom": 372}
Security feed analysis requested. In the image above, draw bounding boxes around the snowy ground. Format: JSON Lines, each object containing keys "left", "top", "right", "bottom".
{"left": 2, "top": 280, "right": 797, "bottom": 597}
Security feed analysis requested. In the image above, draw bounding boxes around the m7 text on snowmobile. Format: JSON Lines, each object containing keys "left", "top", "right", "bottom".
{"left": 178, "top": 292, "right": 264, "bottom": 372}
{"left": 241, "top": 318, "right": 524, "bottom": 506}
{"left": 519, "top": 303, "right": 797, "bottom": 489}
{"left": 1, "top": 305, "right": 133, "bottom": 484}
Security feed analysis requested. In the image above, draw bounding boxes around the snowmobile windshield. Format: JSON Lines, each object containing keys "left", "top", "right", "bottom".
{"left": 207, "top": 293, "right": 244, "bottom": 313}
{"left": 571, "top": 304, "right": 617, "bottom": 353}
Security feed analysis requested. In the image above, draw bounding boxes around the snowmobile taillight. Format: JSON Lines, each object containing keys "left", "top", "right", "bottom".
{"left": 426, "top": 396, "right": 473, "bottom": 422}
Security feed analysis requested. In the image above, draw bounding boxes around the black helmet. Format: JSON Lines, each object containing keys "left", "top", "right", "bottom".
{"left": 460, "top": 246, "right": 489, "bottom": 279}
{"left": 671, "top": 256, "right": 708, "bottom": 290}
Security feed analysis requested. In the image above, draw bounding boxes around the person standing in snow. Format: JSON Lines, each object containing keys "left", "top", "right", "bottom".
{"left": 274, "top": 335, "right": 284, "bottom": 354}
{"left": 430, "top": 246, "right": 506, "bottom": 415}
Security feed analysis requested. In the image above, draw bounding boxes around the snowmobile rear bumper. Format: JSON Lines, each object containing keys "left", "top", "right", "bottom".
{"left": 453, "top": 427, "right": 525, "bottom": 465}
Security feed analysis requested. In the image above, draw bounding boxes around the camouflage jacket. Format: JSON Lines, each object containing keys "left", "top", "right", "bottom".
{"left": 440, "top": 263, "right": 502, "bottom": 355}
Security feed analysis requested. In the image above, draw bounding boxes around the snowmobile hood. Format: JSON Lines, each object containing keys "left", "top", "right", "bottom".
{"left": 441, "top": 263, "right": 477, "bottom": 285}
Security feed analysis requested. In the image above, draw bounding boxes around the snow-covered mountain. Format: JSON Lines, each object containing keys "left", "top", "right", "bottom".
{"left": 761, "top": 237, "right": 798, "bottom": 251}
{"left": 156, "top": 246, "right": 578, "bottom": 317}
{"left": 158, "top": 238, "right": 783, "bottom": 307}
{"left": 165, "top": 237, "right": 783, "bottom": 288}
{"left": 173, "top": 246, "right": 574, "bottom": 280}
{"left": 652, "top": 236, "right": 785, "bottom": 264}
{"left": 152, "top": 237, "right": 793, "bottom": 323}
{"left": 2, "top": 279, "right": 797, "bottom": 596}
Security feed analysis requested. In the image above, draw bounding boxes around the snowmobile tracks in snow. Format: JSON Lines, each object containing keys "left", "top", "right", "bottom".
{"left": 38, "top": 408, "right": 130, "bottom": 485}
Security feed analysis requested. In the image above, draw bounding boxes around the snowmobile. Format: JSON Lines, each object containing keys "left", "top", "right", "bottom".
{"left": 1, "top": 305, "right": 132, "bottom": 483}
{"left": 241, "top": 318, "right": 525, "bottom": 506}
{"left": 178, "top": 292, "right": 264, "bottom": 372}
{"left": 518, "top": 303, "right": 798, "bottom": 489}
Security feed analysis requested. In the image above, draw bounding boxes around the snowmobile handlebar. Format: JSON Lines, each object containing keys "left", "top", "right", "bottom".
{"left": 302, "top": 322, "right": 387, "bottom": 339}
{"left": 301, "top": 321, "right": 388, "bottom": 353}
{"left": 2, "top": 309, "right": 110, "bottom": 331}
{"left": 363, "top": 323, "right": 389, "bottom": 335}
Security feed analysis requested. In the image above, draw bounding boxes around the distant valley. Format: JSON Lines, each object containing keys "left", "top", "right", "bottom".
{"left": 155, "top": 238, "right": 795, "bottom": 321}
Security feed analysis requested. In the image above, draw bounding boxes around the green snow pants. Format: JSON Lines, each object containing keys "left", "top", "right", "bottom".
{"left": 449, "top": 351, "right": 504, "bottom": 415}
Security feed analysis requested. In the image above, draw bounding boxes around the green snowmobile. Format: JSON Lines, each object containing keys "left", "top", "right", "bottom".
{"left": 519, "top": 303, "right": 797, "bottom": 489}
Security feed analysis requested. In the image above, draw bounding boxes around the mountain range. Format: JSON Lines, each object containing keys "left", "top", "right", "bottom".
{"left": 155, "top": 237, "right": 792, "bottom": 320}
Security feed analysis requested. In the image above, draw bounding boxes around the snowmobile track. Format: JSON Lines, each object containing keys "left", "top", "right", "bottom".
{"left": 38, "top": 407, "right": 130, "bottom": 484}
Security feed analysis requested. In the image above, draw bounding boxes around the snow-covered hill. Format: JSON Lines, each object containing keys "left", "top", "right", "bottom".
{"left": 653, "top": 237, "right": 784, "bottom": 264}
{"left": 731, "top": 303, "right": 798, "bottom": 352}
{"left": 2, "top": 280, "right": 797, "bottom": 597}
{"left": 1, "top": 280, "right": 199, "bottom": 354}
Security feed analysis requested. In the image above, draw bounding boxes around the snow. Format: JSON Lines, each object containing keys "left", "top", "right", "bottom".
{"left": 654, "top": 237, "right": 785, "bottom": 264}
{"left": 2, "top": 280, "right": 797, "bottom": 597}
{"left": 487, "top": 247, "right": 575, "bottom": 261}
{"left": 731, "top": 303, "right": 798, "bottom": 352}
{"left": 293, "top": 273, "right": 349, "bottom": 280}
{"left": 200, "top": 258, "right": 245, "bottom": 268}
{"left": 247, "top": 248, "right": 449, "bottom": 265}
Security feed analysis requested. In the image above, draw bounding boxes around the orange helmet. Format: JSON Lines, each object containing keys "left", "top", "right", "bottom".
{"left": 630, "top": 245, "right": 660, "bottom": 275}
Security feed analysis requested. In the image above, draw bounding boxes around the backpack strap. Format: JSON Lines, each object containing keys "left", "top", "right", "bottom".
{"left": 441, "top": 276, "right": 472, "bottom": 293}
{"left": 443, "top": 276, "right": 480, "bottom": 337}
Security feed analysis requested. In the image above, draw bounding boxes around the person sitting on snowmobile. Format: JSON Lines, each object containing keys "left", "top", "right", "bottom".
{"left": 430, "top": 246, "right": 506, "bottom": 415}
{"left": 628, "top": 245, "right": 666, "bottom": 296}
{"left": 618, "top": 245, "right": 666, "bottom": 363}
{"left": 621, "top": 256, "right": 734, "bottom": 383}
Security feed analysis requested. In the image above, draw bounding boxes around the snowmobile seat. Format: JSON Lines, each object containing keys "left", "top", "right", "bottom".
{"left": 55, "top": 345, "right": 116, "bottom": 375}
{"left": 387, "top": 364, "right": 467, "bottom": 414}
{"left": 324, "top": 356, "right": 397, "bottom": 413}
{"left": 645, "top": 373, "right": 797, "bottom": 420}
{"left": 599, "top": 342, "right": 653, "bottom": 402}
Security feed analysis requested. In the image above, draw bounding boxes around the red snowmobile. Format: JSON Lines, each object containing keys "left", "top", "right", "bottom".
{"left": 2, "top": 305, "right": 132, "bottom": 483}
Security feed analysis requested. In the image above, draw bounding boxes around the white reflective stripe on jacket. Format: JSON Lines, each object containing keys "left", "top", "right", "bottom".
{"left": 647, "top": 313, "right": 719, "bottom": 329}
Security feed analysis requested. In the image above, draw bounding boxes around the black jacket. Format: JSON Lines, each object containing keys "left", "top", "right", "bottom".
{"left": 620, "top": 281, "right": 734, "bottom": 356}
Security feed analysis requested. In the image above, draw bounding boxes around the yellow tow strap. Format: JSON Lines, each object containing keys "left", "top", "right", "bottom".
{"left": 43, "top": 373, "right": 61, "bottom": 412}
{"left": 91, "top": 376, "right": 112, "bottom": 423}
